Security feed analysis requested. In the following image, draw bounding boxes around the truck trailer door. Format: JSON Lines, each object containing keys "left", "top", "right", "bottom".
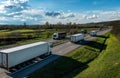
{"left": 2, "top": 54, "right": 7, "bottom": 68}
{"left": 0, "top": 53, "right": 2, "bottom": 66}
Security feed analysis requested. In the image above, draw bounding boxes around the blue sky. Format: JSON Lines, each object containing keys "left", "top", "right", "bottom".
{"left": 29, "top": 0, "right": 120, "bottom": 11}
{"left": 0, "top": 0, "right": 120, "bottom": 25}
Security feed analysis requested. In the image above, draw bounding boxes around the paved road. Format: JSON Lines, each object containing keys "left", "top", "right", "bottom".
{"left": 0, "top": 68, "right": 10, "bottom": 78}
{"left": 5, "top": 29, "right": 111, "bottom": 78}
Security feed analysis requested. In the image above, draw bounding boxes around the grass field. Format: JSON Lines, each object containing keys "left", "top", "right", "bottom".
{"left": 116, "top": 34, "right": 120, "bottom": 40}
{"left": 30, "top": 32, "right": 110, "bottom": 78}
{"left": 0, "top": 29, "right": 60, "bottom": 49}
{"left": 74, "top": 33, "right": 120, "bottom": 78}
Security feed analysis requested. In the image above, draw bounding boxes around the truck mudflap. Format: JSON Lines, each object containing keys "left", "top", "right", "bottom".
{"left": 44, "top": 51, "right": 52, "bottom": 56}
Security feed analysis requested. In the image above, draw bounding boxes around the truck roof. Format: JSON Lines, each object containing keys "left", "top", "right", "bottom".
{"left": 59, "top": 32, "right": 66, "bottom": 33}
{"left": 0, "top": 42, "right": 48, "bottom": 53}
{"left": 91, "top": 31, "right": 96, "bottom": 32}
{"left": 71, "top": 34, "right": 83, "bottom": 36}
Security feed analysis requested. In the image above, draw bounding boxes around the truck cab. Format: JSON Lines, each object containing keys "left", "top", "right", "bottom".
{"left": 53, "top": 32, "right": 66, "bottom": 40}
{"left": 53, "top": 33, "right": 58, "bottom": 39}
{"left": 81, "top": 29, "right": 87, "bottom": 34}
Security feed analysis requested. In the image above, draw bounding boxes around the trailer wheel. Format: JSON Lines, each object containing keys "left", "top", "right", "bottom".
{"left": 49, "top": 51, "right": 52, "bottom": 55}
{"left": 44, "top": 52, "right": 52, "bottom": 57}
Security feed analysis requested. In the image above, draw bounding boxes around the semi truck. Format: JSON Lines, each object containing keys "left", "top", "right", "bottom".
{"left": 70, "top": 34, "right": 84, "bottom": 43}
{"left": 81, "top": 29, "right": 87, "bottom": 34}
{"left": 0, "top": 42, "right": 52, "bottom": 69}
{"left": 53, "top": 32, "right": 66, "bottom": 40}
{"left": 89, "top": 31, "right": 97, "bottom": 36}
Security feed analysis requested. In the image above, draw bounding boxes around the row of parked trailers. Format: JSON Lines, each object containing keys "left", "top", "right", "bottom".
{"left": 52, "top": 30, "right": 97, "bottom": 42}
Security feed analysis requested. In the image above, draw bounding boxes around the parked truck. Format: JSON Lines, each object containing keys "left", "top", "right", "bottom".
{"left": 70, "top": 34, "right": 84, "bottom": 43}
{"left": 53, "top": 32, "right": 66, "bottom": 40}
{"left": 89, "top": 31, "right": 97, "bottom": 36}
{"left": 0, "top": 42, "right": 52, "bottom": 69}
{"left": 81, "top": 29, "right": 87, "bottom": 34}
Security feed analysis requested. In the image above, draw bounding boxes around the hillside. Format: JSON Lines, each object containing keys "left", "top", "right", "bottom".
{"left": 73, "top": 33, "right": 120, "bottom": 78}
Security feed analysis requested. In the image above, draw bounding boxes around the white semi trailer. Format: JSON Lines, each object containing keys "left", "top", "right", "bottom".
{"left": 0, "top": 42, "right": 52, "bottom": 69}
{"left": 70, "top": 34, "right": 84, "bottom": 43}
{"left": 89, "top": 31, "right": 97, "bottom": 36}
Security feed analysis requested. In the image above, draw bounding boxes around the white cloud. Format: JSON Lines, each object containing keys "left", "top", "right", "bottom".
{"left": 23, "top": 9, "right": 44, "bottom": 15}
{"left": 0, "top": 17, "right": 7, "bottom": 21}
{"left": 86, "top": 14, "right": 99, "bottom": 19}
{"left": 0, "top": 0, "right": 29, "bottom": 15}
{"left": 45, "top": 11, "right": 75, "bottom": 19}
{"left": 58, "top": 12, "right": 75, "bottom": 19}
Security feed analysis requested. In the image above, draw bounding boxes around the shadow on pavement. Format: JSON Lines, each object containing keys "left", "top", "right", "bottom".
{"left": 5, "top": 54, "right": 88, "bottom": 78}
{"left": 96, "top": 35, "right": 109, "bottom": 39}
{"left": 77, "top": 34, "right": 110, "bottom": 52}
{"left": 81, "top": 40, "right": 107, "bottom": 52}
{"left": 22, "top": 54, "right": 89, "bottom": 78}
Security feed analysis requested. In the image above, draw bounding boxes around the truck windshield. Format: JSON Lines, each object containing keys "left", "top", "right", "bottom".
{"left": 53, "top": 35, "right": 57, "bottom": 37}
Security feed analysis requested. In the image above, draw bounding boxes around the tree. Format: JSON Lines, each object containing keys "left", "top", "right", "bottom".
{"left": 24, "top": 22, "right": 26, "bottom": 26}
{"left": 57, "top": 21, "right": 62, "bottom": 26}
{"left": 46, "top": 32, "right": 50, "bottom": 38}
{"left": 45, "top": 21, "right": 49, "bottom": 26}
{"left": 73, "top": 22, "right": 76, "bottom": 25}
{"left": 67, "top": 22, "right": 72, "bottom": 26}
{"left": 35, "top": 30, "right": 41, "bottom": 37}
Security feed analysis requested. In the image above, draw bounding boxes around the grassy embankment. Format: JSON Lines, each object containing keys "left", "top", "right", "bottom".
{"left": 31, "top": 32, "right": 111, "bottom": 78}
{"left": 73, "top": 33, "right": 120, "bottom": 78}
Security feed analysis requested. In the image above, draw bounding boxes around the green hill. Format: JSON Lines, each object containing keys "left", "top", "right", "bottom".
{"left": 74, "top": 33, "right": 120, "bottom": 78}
